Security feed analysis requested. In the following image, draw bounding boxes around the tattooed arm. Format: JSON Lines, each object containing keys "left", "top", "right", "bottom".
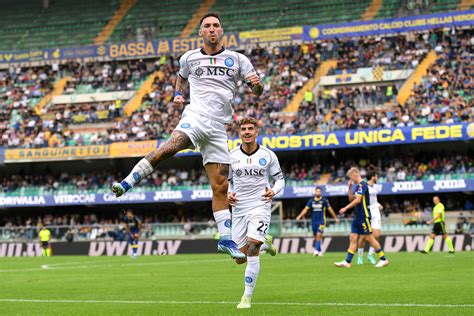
{"left": 173, "top": 75, "right": 188, "bottom": 109}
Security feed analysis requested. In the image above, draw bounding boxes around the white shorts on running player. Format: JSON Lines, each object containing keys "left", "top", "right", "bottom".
{"left": 370, "top": 207, "right": 381, "bottom": 230}
{"left": 174, "top": 107, "right": 230, "bottom": 165}
{"left": 232, "top": 205, "right": 271, "bottom": 249}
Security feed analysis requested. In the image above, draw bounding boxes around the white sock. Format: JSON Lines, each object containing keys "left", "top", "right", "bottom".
{"left": 368, "top": 247, "right": 375, "bottom": 256}
{"left": 213, "top": 209, "right": 231, "bottom": 238}
{"left": 244, "top": 256, "right": 260, "bottom": 298}
{"left": 358, "top": 248, "right": 364, "bottom": 256}
{"left": 123, "top": 158, "right": 154, "bottom": 187}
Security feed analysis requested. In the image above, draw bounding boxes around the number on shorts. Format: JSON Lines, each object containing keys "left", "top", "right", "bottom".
{"left": 257, "top": 221, "right": 268, "bottom": 234}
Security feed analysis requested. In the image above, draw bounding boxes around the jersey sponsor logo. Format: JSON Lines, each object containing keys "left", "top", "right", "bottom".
{"left": 180, "top": 123, "right": 191, "bottom": 129}
{"left": 433, "top": 179, "right": 466, "bottom": 191}
{"left": 391, "top": 181, "right": 424, "bottom": 193}
{"left": 224, "top": 57, "right": 234, "bottom": 67}
{"left": 194, "top": 67, "right": 204, "bottom": 77}
{"left": 259, "top": 158, "right": 267, "bottom": 166}
{"left": 205, "top": 66, "right": 235, "bottom": 77}
{"left": 234, "top": 168, "right": 265, "bottom": 177}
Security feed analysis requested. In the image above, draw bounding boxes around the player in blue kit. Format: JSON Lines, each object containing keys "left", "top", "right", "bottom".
{"left": 335, "top": 167, "right": 389, "bottom": 268}
{"left": 124, "top": 209, "right": 142, "bottom": 258}
{"left": 296, "top": 187, "right": 339, "bottom": 256}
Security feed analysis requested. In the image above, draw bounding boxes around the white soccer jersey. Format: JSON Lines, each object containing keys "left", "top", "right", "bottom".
{"left": 178, "top": 47, "right": 256, "bottom": 124}
{"left": 229, "top": 145, "right": 284, "bottom": 215}
{"left": 368, "top": 184, "right": 381, "bottom": 218}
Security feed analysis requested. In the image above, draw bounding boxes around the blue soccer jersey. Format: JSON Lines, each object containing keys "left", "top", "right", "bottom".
{"left": 306, "top": 197, "right": 330, "bottom": 233}
{"left": 124, "top": 216, "right": 141, "bottom": 234}
{"left": 351, "top": 181, "right": 372, "bottom": 235}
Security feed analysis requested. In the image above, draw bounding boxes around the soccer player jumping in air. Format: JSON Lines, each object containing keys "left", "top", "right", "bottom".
{"left": 296, "top": 187, "right": 339, "bottom": 256}
{"left": 227, "top": 117, "right": 284, "bottom": 309}
{"left": 124, "top": 209, "right": 142, "bottom": 258}
{"left": 335, "top": 167, "right": 389, "bottom": 268}
{"left": 111, "top": 13, "right": 263, "bottom": 259}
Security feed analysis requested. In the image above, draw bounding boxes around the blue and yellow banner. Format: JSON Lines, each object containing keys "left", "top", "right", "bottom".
{"left": 1, "top": 123, "right": 472, "bottom": 163}
{"left": 303, "top": 10, "right": 473, "bottom": 40}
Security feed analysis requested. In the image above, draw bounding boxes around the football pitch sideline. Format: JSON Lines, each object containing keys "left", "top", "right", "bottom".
{"left": 1, "top": 252, "right": 473, "bottom": 315}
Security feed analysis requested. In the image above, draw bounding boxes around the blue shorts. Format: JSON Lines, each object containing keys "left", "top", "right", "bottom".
{"left": 312, "top": 220, "right": 326, "bottom": 234}
{"left": 351, "top": 218, "right": 372, "bottom": 235}
{"left": 128, "top": 229, "right": 139, "bottom": 244}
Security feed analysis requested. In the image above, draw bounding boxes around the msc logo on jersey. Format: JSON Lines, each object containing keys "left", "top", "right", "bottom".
{"left": 180, "top": 123, "right": 191, "bottom": 128}
{"left": 235, "top": 168, "right": 265, "bottom": 177}
{"left": 206, "top": 67, "right": 235, "bottom": 77}
{"left": 224, "top": 57, "right": 234, "bottom": 67}
{"left": 259, "top": 158, "right": 267, "bottom": 166}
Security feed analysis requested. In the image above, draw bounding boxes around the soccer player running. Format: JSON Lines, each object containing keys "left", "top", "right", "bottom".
{"left": 420, "top": 196, "right": 455, "bottom": 254}
{"left": 335, "top": 167, "right": 389, "bottom": 268}
{"left": 227, "top": 117, "right": 284, "bottom": 309}
{"left": 39, "top": 226, "right": 52, "bottom": 257}
{"left": 296, "top": 187, "right": 339, "bottom": 256}
{"left": 124, "top": 209, "right": 142, "bottom": 258}
{"left": 111, "top": 13, "right": 263, "bottom": 259}
{"left": 356, "top": 170, "right": 383, "bottom": 265}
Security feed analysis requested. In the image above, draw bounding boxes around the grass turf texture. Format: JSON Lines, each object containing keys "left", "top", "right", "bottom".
{"left": 1, "top": 252, "right": 472, "bottom": 315}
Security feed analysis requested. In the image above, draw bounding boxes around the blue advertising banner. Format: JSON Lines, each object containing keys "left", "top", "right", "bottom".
{"left": 3, "top": 123, "right": 474, "bottom": 163}
{"left": 172, "top": 122, "right": 473, "bottom": 157}
{"left": 1, "top": 179, "right": 472, "bottom": 207}
{"left": 303, "top": 10, "right": 474, "bottom": 41}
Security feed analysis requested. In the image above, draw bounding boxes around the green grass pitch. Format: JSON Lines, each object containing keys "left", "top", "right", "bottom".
{"left": 1, "top": 252, "right": 473, "bottom": 315}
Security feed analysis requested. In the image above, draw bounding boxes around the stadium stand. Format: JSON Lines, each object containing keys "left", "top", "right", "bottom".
{"left": 1, "top": 27, "right": 471, "bottom": 148}
{"left": 0, "top": 0, "right": 120, "bottom": 51}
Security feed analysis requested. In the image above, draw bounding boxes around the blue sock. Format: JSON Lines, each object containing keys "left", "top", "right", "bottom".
{"left": 375, "top": 248, "right": 386, "bottom": 260}
{"left": 316, "top": 240, "right": 321, "bottom": 252}
{"left": 345, "top": 250, "right": 355, "bottom": 263}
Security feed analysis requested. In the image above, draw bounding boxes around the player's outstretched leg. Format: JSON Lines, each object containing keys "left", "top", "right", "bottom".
{"left": 259, "top": 235, "right": 277, "bottom": 256}
{"left": 357, "top": 236, "right": 365, "bottom": 265}
{"left": 111, "top": 131, "right": 192, "bottom": 197}
{"left": 366, "top": 235, "right": 389, "bottom": 268}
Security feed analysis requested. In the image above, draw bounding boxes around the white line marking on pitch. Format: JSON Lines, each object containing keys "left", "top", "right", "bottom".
{"left": 0, "top": 258, "right": 229, "bottom": 272}
{"left": 0, "top": 299, "right": 472, "bottom": 308}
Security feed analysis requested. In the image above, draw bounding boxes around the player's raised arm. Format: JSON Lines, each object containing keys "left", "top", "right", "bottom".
{"left": 239, "top": 54, "right": 263, "bottom": 96}
{"left": 347, "top": 180, "right": 355, "bottom": 201}
{"left": 173, "top": 54, "right": 190, "bottom": 109}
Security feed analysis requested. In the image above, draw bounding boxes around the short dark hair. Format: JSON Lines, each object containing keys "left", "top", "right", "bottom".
{"left": 199, "top": 12, "right": 221, "bottom": 26}
{"left": 315, "top": 187, "right": 322, "bottom": 191}
{"left": 366, "top": 170, "right": 378, "bottom": 180}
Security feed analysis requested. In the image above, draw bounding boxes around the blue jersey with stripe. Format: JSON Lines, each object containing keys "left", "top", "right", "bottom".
{"left": 306, "top": 197, "right": 330, "bottom": 223}
{"left": 124, "top": 215, "right": 141, "bottom": 233}
{"left": 352, "top": 181, "right": 371, "bottom": 220}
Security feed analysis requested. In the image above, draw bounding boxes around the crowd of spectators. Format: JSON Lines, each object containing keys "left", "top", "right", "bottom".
{"left": 284, "top": 153, "right": 473, "bottom": 183}
{"left": 0, "top": 29, "right": 472, "bottom": 148}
